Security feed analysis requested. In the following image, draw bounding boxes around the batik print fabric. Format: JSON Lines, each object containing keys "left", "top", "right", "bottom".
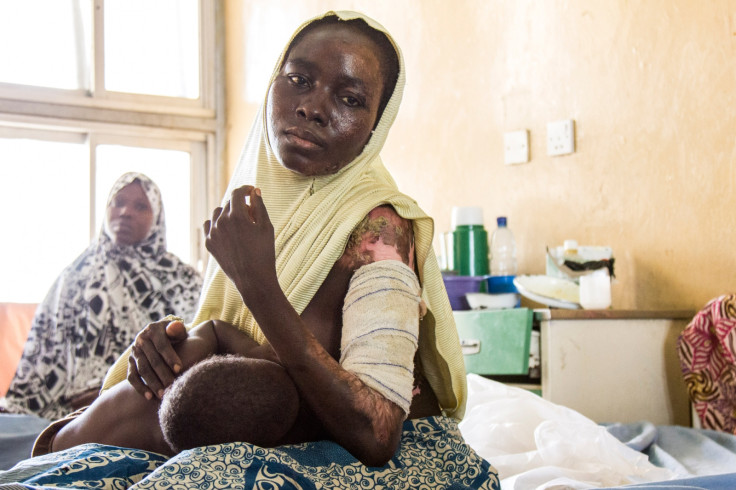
{"left": 0, "top": 417, "right": 500, "bottom": 490}
{"left": 1, "top": 172, "right": 202, "bottom": 421}
{"left": 678, "top": 294, "right": 736, "bottom": 434}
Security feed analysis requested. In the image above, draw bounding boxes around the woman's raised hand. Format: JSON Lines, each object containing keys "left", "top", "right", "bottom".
{"left": 203, "top": 186, "right": 277, "bottom": 299}
{"left": 127, "top": 319, "right": 188, "bottom": 399}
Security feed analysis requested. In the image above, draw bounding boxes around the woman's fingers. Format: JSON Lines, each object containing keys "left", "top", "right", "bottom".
{"left": 127, "top": 356, "right": 154, "bottom": 400}
{"left": 165, "top": 320, "right": 188, "bottom": 344}
{"left": 130, "top": 321, "right": 184, "bottom": 399}
{"left": 208, "top": 186, "right": 260, "bottom": 233}
{"left": 131, "top": 338, "right": 167, "bottom": 399}
{"left": 211, "top": 206, "right": 223, "bottom": 226}
{"left": 249, "top": 187, "right": 270, "bottom": 226}
{"left": 231, "top": 185, "right": 255, "bottom": 220}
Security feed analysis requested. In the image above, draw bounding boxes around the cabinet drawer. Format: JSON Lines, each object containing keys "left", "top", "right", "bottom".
{"left": 454, "top": 308, "right": 533, "bottom": 375}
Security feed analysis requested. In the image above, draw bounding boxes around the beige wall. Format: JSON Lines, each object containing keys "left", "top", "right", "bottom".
{"left": 224, "top": 0, "right": 736, "bottom": 311}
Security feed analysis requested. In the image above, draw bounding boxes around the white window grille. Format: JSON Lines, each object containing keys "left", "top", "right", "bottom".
{"left": 0, "top": 0, "right": 223, "bottom": 303}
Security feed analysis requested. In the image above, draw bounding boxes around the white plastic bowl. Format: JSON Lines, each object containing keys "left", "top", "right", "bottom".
{"left": 465, "top": 292, "right": 519, "bottom": 310}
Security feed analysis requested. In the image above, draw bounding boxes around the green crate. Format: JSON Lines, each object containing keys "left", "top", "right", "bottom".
{"left": 454, "top": 308, "right": 533, "bottom": 375}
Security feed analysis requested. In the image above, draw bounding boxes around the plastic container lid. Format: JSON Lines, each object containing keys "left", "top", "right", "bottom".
{"left": 452, "top": 206, "right": 484, "bottom": 228}
{"left": 496, "top": 216, "right": 507, "bottom": 227}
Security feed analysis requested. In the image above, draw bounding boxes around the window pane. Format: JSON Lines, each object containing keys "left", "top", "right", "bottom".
{"left": 0, "top": 137, "right": 90, "bottom": 303}
{"left": 95, "top": 145, "right": 192, "bottom": 263}
{"left": 104, "top": 0, "right": 200, "bottom": 98}
{"left": 0, "top": 0, "right": 91, "bottom": 90}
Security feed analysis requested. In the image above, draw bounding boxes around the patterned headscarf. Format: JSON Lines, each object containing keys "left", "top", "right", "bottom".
{"left": 103, "top": 172, "right": 165, "bottom": 252}
{"left": 2, "top": 172, "right": 203, "bottom": 420}
{"left": 103, "top": 12, "right": 467, "bottom": 419}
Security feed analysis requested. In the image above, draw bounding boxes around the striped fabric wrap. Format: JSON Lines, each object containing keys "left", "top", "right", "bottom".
{"left": 340, "top": 261, "right": 421, "bottom": 414}
{"left": 102, "top": 10, "right": 466, "bottom": 419}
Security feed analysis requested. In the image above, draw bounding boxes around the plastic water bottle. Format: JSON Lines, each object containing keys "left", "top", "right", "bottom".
{"left": 490, "top": 217, "right": 517, "bottom": 276}
{"left": 488, "top": 217, "right": 518, "bottom": 298}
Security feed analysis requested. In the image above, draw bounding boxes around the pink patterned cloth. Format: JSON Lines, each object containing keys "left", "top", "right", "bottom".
{"left": 677, "top": 294, "right": 736, "bottom": 434}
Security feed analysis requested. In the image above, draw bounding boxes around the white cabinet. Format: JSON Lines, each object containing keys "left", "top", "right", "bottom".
{"left": 536, "top": 309, "right": 693, "bottom": 426}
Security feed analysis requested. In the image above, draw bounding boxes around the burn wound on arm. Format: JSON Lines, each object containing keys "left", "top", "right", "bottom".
{"left": 342, "top": 205, "right": 415, "bottom": 270}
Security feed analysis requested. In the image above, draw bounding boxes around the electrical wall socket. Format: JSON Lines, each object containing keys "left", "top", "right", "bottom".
{"left": 504, "top": 129, "right": 529, "bottom": 165}
{"left": 547, "top": 119, "right": 575, "bottom": 156}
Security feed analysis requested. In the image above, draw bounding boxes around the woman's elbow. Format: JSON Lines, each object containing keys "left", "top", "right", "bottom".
{"left": 356, "top": 445, "right": 397, "bottom": 467}
{"left": 354, "top": 424, "right": 402, "bottom": 467}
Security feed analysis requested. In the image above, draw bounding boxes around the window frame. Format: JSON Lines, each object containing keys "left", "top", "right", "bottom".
{"left": 0, "top": 0, "right": 224, "bottom": 271}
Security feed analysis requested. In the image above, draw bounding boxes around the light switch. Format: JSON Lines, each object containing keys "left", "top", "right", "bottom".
{"left": 547, "top": 119, "right": 575, "bottom": 156}
{"left": 504, "top": 130, "right": 529, "bottom": 165}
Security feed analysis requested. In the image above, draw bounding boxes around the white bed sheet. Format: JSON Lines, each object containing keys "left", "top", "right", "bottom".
{"left": 459, "top": 374, "right": 676, "bottom": 489}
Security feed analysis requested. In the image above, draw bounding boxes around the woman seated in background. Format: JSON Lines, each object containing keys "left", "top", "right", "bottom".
{"left": 0, "top": 172, "right": 202, "bottom": 421}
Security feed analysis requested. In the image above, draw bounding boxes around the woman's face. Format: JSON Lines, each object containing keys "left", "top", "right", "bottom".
{"left": 266, "top": 23, "right": 386, "bottom": 176}
{"left": 106, "top": 181, "right": 154, "bottom": 246}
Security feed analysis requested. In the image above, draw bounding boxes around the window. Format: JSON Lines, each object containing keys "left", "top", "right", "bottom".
{"left": 104, "top": 0, "right": 200, "bottom": 98}
{"left": 0, "top": 0, "right": 223, "bottom": 303}
{"left": 0, "top": 1, "right": 92, "bottom": 91}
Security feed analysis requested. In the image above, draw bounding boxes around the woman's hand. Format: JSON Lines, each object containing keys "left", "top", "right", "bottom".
{"left": 128, "top": 319, "right": 188, "bottom": 400}
{"left": 204, "top": 186, "right": 278, "bottom": 299}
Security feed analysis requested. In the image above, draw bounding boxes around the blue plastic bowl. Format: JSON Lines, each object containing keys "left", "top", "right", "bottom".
{"left": 486, "top": 275, "right": 518, "bottom": 294}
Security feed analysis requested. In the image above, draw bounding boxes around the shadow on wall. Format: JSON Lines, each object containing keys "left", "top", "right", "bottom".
{"left": 662, "top": 320, "right": 692, "bottom": 427}
{"left": 629, "top": 258, "right": 699, "bottom": 310}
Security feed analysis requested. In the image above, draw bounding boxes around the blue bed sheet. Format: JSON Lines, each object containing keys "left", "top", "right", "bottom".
{"left": 608, "top": 473, "right": 736, "bottom": 490}
{"left": 603, "top": 421, "right": 736, "bottom": 489}
{"left": 0, "top": 415, "right": 50, "bottom": 471}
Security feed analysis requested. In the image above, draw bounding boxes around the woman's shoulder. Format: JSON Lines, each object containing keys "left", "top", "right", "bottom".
{"left": 339, "top": 205, "right": 415, "bottom": 271}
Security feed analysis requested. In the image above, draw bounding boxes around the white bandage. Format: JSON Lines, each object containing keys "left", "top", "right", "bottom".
{"left": 340, "top": 260, "right": 422, "bottom": 414}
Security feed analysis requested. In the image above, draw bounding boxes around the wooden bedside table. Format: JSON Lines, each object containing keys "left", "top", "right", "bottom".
{"left": 536, "top": 308, "right": 694, "bottom": 426}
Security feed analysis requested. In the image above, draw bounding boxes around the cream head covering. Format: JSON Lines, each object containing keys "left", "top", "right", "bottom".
{"left": 103, "top": 11, "right": 466, "bottom": 419}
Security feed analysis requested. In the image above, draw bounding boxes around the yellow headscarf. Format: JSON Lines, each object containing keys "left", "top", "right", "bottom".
{"left": 103, "top": 11, "right": 466, "bottom": 419}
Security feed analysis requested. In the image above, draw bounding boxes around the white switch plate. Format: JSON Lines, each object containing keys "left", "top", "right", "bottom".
{"left": 504, "top": 129, "right": 529, "bottom": 165}
{"left": 547, "top": 119, "right": 575, "bottom": 156}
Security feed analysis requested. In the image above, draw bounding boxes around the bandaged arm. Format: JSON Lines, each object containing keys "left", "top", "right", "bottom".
{"left": 340, "top": 260, "right": 423, "bottom": 415}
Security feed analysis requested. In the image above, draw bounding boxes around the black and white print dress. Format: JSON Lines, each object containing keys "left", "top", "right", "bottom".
{"left": 1, "top": 172, "right": 203, "bottom": 420}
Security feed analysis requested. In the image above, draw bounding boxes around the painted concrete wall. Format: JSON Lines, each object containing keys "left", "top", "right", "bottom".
{"left": 224, "top": 0, "right": 736, "bottom": 311}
